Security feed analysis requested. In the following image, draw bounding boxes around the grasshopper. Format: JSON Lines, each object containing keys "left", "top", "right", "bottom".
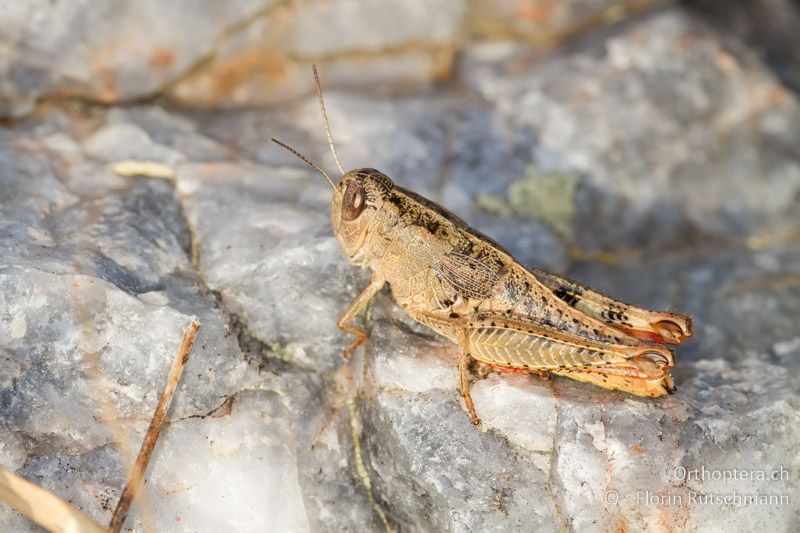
{"left": 272, "top": 67, "right": 693, "bottom": 425}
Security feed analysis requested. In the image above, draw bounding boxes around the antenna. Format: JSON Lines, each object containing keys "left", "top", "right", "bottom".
{"left": 312, "top": 64, "right": 345, "bottom": 175}
{"left": 271, "top": 138, "right": 336, "bottom": 189}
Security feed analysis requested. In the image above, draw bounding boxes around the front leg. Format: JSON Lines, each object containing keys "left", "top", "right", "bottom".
{"left": 337, "top": 278, "right": 386, "bottom": 358}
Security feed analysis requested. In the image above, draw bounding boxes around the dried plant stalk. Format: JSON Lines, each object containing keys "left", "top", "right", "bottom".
{"left": 109, "top": 160, "right": 176, "bottom": 180}
{"left": 109, "top": 320, "right": 201, "bottom": 533}
{"left": 0, "top": 466, "right": 107, "bottom": 533}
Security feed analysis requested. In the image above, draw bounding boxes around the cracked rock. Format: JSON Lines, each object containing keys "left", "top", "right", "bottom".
{"left": 464, "top": 8, "right": 800, "bottom": 253}
{"left": 0, "top": 0, "right": 278, "bottom": 117}
{"left": 2, "top": 2, "right": 800, "bottom": 532}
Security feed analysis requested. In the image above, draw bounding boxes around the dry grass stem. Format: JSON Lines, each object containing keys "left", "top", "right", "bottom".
{"left": 109, "top": 320, "right": 201, "bottom": 532}
{"left": 0, "top": 466, "right": 108, "bottom": 533}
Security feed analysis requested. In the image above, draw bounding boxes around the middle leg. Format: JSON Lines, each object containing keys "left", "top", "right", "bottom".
{"left": 456, "top": 328, "right": 480, "bottom": 425}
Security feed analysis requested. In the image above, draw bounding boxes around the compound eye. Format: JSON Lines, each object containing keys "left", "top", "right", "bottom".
{"left": 342, "top": 181, "right": 367, "bottom": 220}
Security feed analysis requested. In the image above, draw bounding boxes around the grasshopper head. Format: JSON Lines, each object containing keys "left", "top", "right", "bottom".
{"left": 272, "top": 68, "right": 395, "bottom": 261}
{"left": 332, "top": 168, "right": 394, "bottom": 259}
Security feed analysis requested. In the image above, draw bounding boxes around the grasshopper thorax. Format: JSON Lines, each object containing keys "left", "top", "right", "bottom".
{"left": 332, "top": 168, "right": 394, "bottom": 260}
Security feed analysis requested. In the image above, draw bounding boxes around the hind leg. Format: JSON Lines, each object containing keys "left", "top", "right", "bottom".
{"left": 461, "top": 311, "right": 675, "bottom": 397}
{"left": 550, "top": 367, "right": 676, "bottom": 397}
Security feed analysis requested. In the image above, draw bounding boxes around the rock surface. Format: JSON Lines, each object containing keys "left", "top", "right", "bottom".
{"left": 1, "top": 2, "right": 800, "bottom": 532}
{"left": 0, "top": 0, "right": 277, "bottom": 116}
{"left": 0, "top": 0, "right": 682, "bottom": 118}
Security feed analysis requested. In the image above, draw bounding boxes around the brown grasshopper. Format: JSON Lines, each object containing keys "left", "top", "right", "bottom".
{"left": 272, "top": 67, "right": 693, "bottom": 425}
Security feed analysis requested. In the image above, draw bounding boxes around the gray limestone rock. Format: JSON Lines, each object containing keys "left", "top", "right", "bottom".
{"left": 0, "top": 0, "right": 278, "bottom": 116}
{"left": 1, "top": 3, "right": 800, "bottom": 532}
{"left": 0, "top": 0, "right": 466, "bottom": 117}
{"left": 0, "top": 110, "right": 374, "bottom": 531}
{"left": 464, "top": 9, "right": 800, "bottom": 253}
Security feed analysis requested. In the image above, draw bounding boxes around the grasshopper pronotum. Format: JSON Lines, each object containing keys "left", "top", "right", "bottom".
{"left": 273, "top": 67, "right": 693, "bottom": 425}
